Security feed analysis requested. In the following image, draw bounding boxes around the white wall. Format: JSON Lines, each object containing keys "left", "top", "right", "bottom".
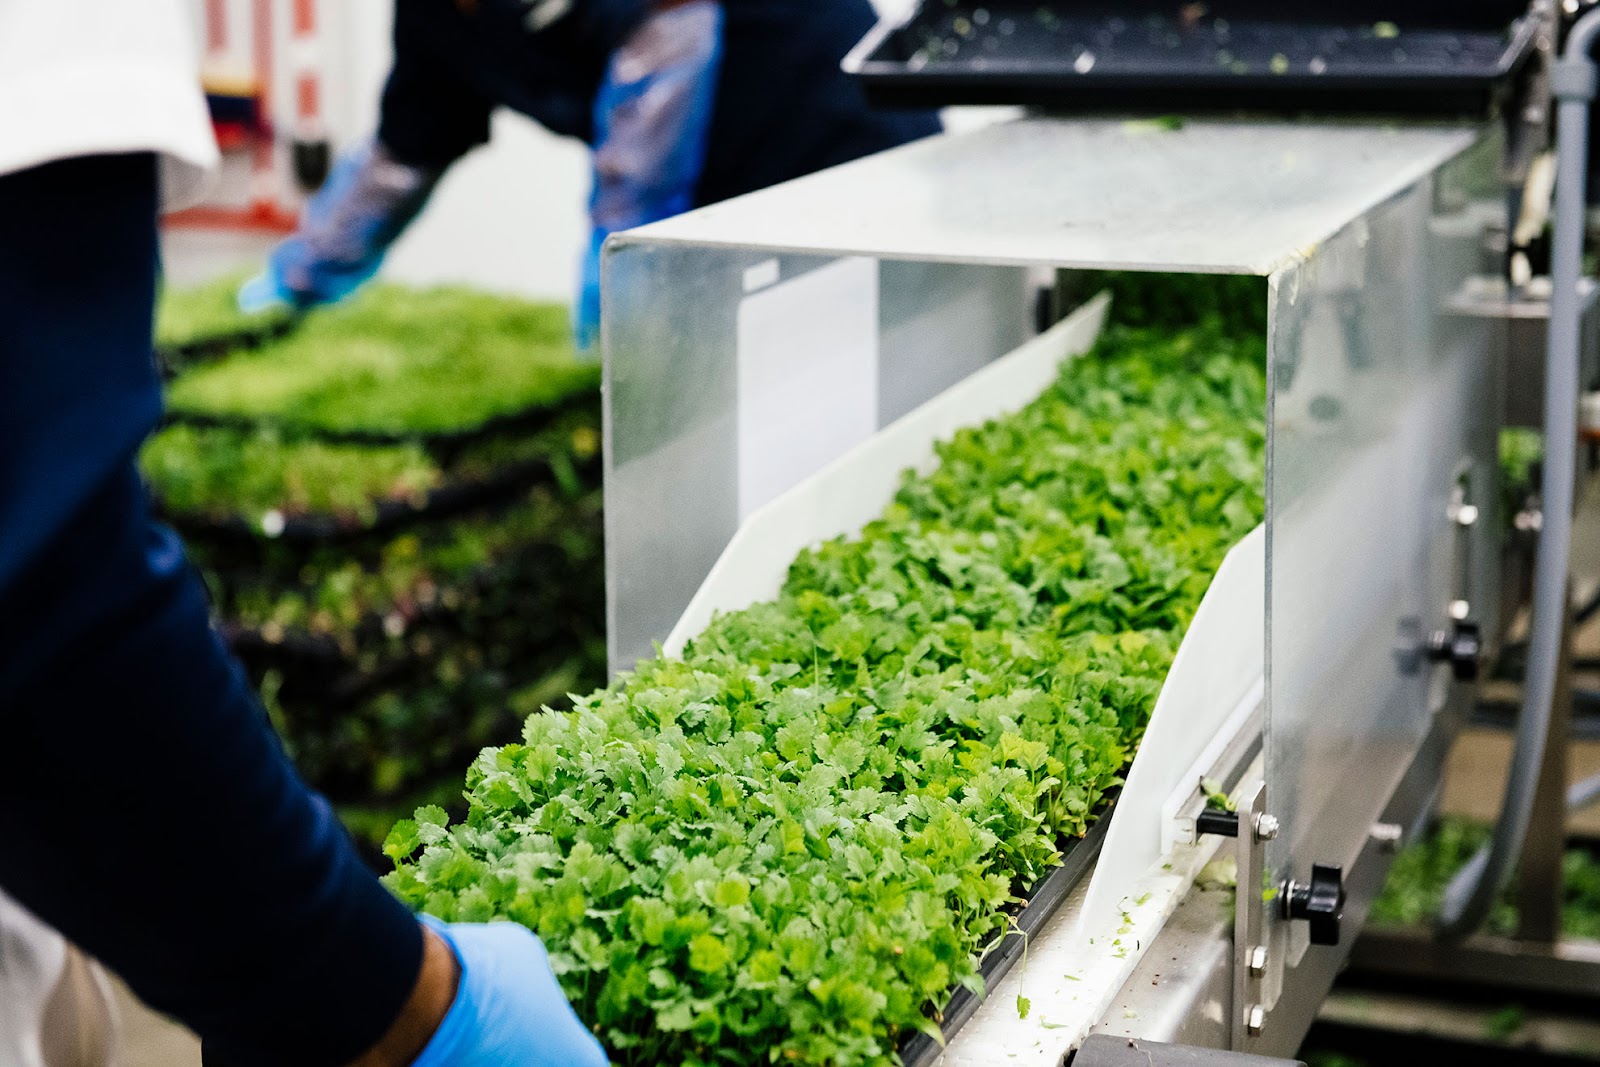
{"left": 383, "top": 114, "right": 592, "bottom": 301}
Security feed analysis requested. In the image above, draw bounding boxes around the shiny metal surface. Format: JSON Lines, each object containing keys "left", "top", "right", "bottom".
{"left": 604, "top": 117, "right": 1495, "bottom": 673}
{"left": 1445, "top": 277, "right": 1600, "bottom": 429}
{"left": 1233, "top": 785, "right": 1269, "bottom": 1054}
{"left": 602, "top": 248, "right": 1030, "bottom": 670}
{"left": 1091, "top": 879, "right": 1235, "bottom": 1051}
{"left": 1102, "top": 698, "right": 1469, "bottom": 1056}
{"left": 626, "top": 118, "right": 1481, "bottom": 275}
{"left": 1262, "top": 132, "right": 1501, "bottom": 967}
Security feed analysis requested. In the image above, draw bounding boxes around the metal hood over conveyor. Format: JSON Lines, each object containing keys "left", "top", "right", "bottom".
{"left": 600, "top": 116, "right": 1502, "bottom": 1061}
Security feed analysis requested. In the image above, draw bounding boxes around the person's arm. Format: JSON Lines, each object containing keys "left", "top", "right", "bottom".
{"left": 0, "top": 151, "right": 422, "bottom": 1066}
{"left": 576, "top": 0, "right": 723, "bottom": 351}
{"left": 239, "top": 3, "right": 494, "bottom": 312}
{"left": 0, "top": 152, "right": 605, "bottom": 1067}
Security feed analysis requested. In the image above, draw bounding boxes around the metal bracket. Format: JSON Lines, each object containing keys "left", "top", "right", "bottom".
{"left": 1231, "top": 783, "right": 1268, "bottom": 1052}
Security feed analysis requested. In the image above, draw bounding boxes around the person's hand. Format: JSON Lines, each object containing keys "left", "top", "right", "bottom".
{"left": 578, "top": 0, "right": 723, "bottom": 353}
{"left": 405, "top": 918, "right": 608, "bottom": 1067}
{"left": 575, "top": 227, "right": 607, "bottom": 356}
{"left": 238, "top": 139, "right": 440, "bottom": 314}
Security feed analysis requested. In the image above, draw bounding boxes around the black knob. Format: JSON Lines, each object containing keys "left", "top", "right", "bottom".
{"left": 1283, "top": 863, "right": 1345, "bottom": 947}
{"left": 1195, "top": 809, "right": 1240, "bottom": 838}
{"left": 1428, "top": 619, "right": 1481, "bottom": 682}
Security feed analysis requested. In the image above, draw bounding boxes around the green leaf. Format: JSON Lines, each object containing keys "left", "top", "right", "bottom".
{"left": 382, "top": 820, "right": 421, "bottom": 866}
{"left": 689, "top": 933, "right": 732, "bottom": 974}
{"left": 713, "top": 874, "right": 751, "bottom": 909}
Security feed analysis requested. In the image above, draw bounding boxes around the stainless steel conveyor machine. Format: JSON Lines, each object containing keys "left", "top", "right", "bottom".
{"left": 595, "top": 4, "right": 1600, "bottom": 1061}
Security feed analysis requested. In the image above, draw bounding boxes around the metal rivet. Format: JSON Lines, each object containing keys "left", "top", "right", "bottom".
{"left": 1248, "top": 945, "right": 1268, "bottom": 976}
{"left": 1455, "top": 504, "right": 1479, "bottom": 528}
{"left": 1254, "top": 813, "right": 1280, "bottom": 841}
{"left": 1246, "top": 1004, "right": 1265, "bottom": 1036}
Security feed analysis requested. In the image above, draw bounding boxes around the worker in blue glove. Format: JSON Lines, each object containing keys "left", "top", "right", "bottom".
{"left": 1, "top": 5, "right": 610, "bottom": 1066}
{"left": 239, "top": 0, "right": 940, "bottom": 351}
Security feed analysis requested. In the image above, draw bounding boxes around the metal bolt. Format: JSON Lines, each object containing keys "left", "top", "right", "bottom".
{"left": 1371, "top": 822, "right": 1404, "bottom": 852}
{"left": 1246, "top": 1004, "right": 1266, "bottom": 1036}
{"left": 1450, "top": 599, "right": 1471, "bottom": 622}
{"left": 1254, "top": 813, "right": 1280, "bottom": 841}
{"left": 1248, "top": 944, "right": 1268, "bottom": 976}
{"left": 1454, "top": 504, "right": 1479, "bottom": 528}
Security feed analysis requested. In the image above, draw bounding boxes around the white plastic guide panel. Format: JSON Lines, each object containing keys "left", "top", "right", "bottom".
{"left": 1076, "top": 527, "right": 1264, "bottom": 942}
{"left": 666, "top": 293, "right": 1110, "bottom": 655}
{"left": 665, "top": 290, "right": 1267, "bottom": 1059}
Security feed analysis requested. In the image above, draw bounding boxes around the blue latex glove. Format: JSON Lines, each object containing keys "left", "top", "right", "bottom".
{"left": 576, "top": 0, "right": 724, "bottom": 354}
{"left": 238, "top": 139, "right": 440, "bottom": 313}
{"left": 410, "top": 917, "right": 608, "bottom": 1067}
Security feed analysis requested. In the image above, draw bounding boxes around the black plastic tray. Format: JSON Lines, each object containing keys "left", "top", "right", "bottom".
{"left": 898, "top": 800, "right": 1115, "bottom": 1067}
{"left": 845, "top": 3, "right": 1536, "bottom": 114}
{"left": 162, "top": 386, "right": 599, "bottom": 455}
{"left": 159, "top": 452, "right": 598, "bottom": 545}
{"left": 222, "top": 547, "right": 599, "bottom": 706}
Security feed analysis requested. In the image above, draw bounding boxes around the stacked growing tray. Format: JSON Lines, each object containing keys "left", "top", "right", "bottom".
{"left": 145, "top": 279, "right": 607, "bottom": 847}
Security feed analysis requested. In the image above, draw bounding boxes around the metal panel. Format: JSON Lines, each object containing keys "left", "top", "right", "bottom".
{"left": 605, "top": 118, "right": 1492, "bottom": 674}
{"left": 1262, "top": 140, "right": 1500, "bottom": 970}
{"left": 1445, "top": 277, "right": 1600, "bottom": 429}
{"left": 1101, "top": 699, "right": 1471, "bottom": 1055}
{"left": 628, "top": 118, "right": 1480, "bottom": 275}
{"left": 603, "top": 246, "right": 1029, "bottom": 671}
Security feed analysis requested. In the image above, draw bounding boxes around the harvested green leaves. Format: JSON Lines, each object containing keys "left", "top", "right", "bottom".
{"left": 386, "top": 318, "right": 1267, "bottom": 1067}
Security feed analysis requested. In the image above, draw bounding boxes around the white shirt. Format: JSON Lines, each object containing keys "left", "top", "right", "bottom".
{"left": 0, "top": 891, "right": 66, "bottom": 1067}
{"left": 0, "top": 8, "right": 217, "bottom": 1064}
{"left": 0, "top": 0, "right": 219, "bottom": 206}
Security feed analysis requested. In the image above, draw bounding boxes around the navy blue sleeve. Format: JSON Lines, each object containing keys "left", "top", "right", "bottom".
{"left": 380, "top": 0, "right": 651, "bottom": 156}
{"left": 380, "top": 1, "right": 496, "bottom": 169}
{"left": 0, "top": 153, "right": 424, "bottom": 1067}
{"left": 698, "top": 0, "right": 942, "bottom": 207}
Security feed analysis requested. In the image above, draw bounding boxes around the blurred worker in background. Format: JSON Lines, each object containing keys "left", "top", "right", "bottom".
{"left": 0, "top": 3, "right": 611, "bottom": 1065}
{"left": 239, "top": 0, "right": 941, "bottom": 351}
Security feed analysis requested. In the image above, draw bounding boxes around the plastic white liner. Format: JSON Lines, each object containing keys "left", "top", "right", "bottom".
{"left": 1077, "top": 526, "right": 1264, "bottom": 941}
